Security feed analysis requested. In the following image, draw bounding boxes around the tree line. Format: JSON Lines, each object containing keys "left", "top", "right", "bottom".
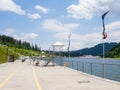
{"left": 0, "top": 34, "right": 41, "bottom": 52}
{"left": 106, "top": 42, "right": 120, "bottom": 58}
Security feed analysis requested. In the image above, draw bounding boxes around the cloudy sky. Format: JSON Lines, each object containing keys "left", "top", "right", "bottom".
{"left": 0, "top": 0, "right": 120, "bottom": 50}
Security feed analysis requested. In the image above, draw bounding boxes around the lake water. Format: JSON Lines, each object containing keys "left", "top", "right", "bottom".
{"left": 55, "top": 57, "right": 120, "bottom": 82}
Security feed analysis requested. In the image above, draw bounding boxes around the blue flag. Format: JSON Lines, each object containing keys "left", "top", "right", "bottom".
{"left": 102, "top": 11, "right": 109, "bottom": 20}
{"left": 102, "top": 11, "right": 109, "bottom": 39}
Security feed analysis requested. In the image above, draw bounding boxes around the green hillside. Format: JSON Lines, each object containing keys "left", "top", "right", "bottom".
{"left": 0, "top": 44, "right": 43, "bottom": 64}
{"left": 0, "top": 35, "right": 41, "bottom": 52}
{"left": 106, "top": 43, "right": 120, "bottom": 58}
{"left": 12, "top": 47, "right": 41, "bottom": 56}
{"left": 0, "top": 45, "right": 19, "bottom": 64}
{"left": 0, "top": 34, "right": 43, "bottom": 64}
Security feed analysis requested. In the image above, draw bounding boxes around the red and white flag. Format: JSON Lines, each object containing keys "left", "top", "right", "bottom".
{"left": 103, "top": 32, "right": 107, "bottom": 39}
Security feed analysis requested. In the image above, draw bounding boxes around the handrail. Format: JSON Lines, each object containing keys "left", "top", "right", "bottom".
{"left": 55, "top": 59, "right": 120, "bottom": 82}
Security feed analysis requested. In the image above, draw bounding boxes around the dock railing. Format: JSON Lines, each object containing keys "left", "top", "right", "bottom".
{"left": 55, "top": 59, "right": 120, "bottom": 82}
{"left": 29, "top": 56, "right": 120, "bottom": 82}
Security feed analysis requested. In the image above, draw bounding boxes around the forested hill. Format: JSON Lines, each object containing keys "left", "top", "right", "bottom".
{"left": 70, "top": 42, "right": 118, "bottom": 57}
{"left": 0, "top": 34, "right": 41, "bottom": 52}
{"left": 106, "top": 43, "right": 120, "bottom": 58}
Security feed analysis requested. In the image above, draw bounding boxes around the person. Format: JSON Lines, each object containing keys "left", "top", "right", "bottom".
{"left": 35, "top": 60, "right": 39, "bottom": 66}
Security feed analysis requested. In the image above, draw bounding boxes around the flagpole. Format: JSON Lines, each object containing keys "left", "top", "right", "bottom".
{"left": 101, "top": 11, "right": 109, "bottom": 78}
{"left": 68, "top": 42, "right": 70, "bottom": 61}
{"left": 102, "top": 38, "right": 105, "bottom": 78}
{"left": 101, "top": 10, "right": 109, "bottom": 63}
{"left": 102, "top": 15, "right": 105, "bottom": 61}
{"left": 103, "top": 39, "right": 105, "bottom": 61}
{"left": 67, "top": 34, "right": 71, "bottom": 60}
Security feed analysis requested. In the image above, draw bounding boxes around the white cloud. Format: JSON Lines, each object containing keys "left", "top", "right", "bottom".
{"left": 66, "top": 33, "right": 102, "bottom": 50}
{"left": 0, "top": 0, "right": 25, "bottom": 15}
{"left": 42, "top": 19, "right": 120, "bottom": 50}
{"left": 71, "top": 21, "right": 120, "bottom": 50}
{"left": 42, "top": 19, "right": 79, "bottom": 33}
{"left": 22, "top": 33, "right": 38, "bottom": 39}
{"left": 28, "top": 13, "right": 41, "bottom": 19}
{"left": 35, "top": 5, "right": 48, "bottom": 14}
{"left": 2, "top": 28, "right": 16, "bottom": 35}
{"left": 67, "top": 0, "right": 120, "bottom": 20}
{"left": 13, "top": 33, "right": 39, "bottom": 41}
{"left": 106, "top": 21, "right": 120, "bottom": 32}
{"left": 108, "top": 31, "right": 120, "bottom": 42}
{"left": 106, "top": 21, "right": 120, "bottom": 42}
{"left": 2, "top": 28, "right": 38, "bottom": 41}
{"left": 52, "top": 32, "right": 102, "bottom": 50}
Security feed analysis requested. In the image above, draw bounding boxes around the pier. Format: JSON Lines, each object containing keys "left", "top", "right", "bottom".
{"left": 0, "top": 59, "right": 120, "bottom": 90}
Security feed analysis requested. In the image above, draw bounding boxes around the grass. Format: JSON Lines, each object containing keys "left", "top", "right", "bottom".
{"left": 0, "top": 45, "right": 19, "bottom": 64}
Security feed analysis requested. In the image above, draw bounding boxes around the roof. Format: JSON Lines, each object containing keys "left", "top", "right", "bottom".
{"left": 52, "top": 41, "right": 64, "bottom": 47}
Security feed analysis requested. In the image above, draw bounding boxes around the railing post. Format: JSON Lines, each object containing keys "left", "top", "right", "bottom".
{"left": 61, "top": 59, "right": 62, "bottom": 66}
{"left": 68, "top": 61, "right": 70, "bottom": 68}
{"left": 72, "top": 61, "right": 73, "bottom": 69}
{"left": 102, "top": 64, "right": 105, "bottom": 78}
{"left": 76, "top": 62, "right": 78, "bottom": 70}
{"left": 90, "top": 63, "right": 92, "bottom": 75}
{"left": 82, "top": 62, "right": 84, "bottom": 72}
{"left": 67, "top": 61, "right": 69, "bottom": 68}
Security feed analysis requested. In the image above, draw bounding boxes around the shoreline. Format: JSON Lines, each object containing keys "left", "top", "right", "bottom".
{"left": 63, "top": 56, "right": 120, "bottom": 60}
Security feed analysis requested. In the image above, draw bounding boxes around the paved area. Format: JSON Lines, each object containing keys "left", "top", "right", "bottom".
{"left": 0, "top": 59, "right": 120, "bottom": 90}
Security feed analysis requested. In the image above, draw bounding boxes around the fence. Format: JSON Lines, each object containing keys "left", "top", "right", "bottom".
{"left": 55, "top": 59, "right": 120, "bottom": 82}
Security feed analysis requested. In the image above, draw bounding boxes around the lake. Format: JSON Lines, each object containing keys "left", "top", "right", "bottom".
{"left": 55, "top": 57, "right": 120, "bottom": 82}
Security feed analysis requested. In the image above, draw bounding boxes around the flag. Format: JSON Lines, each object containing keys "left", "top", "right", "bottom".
{"left": 102, "top": 11, "right": 109, "bottom": 20}
{"left": 103, "top": 32, "right": 107, "bottom": 39}
{"left": 102, "top": 11, "right": 109, "bottom": 39}
{"left": 67, "top": 34, "right": 71, "bottom": 52}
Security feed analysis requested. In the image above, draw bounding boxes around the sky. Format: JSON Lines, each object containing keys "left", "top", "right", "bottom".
{"left": 0, "top": 0, "right": 120, "bottom": 51}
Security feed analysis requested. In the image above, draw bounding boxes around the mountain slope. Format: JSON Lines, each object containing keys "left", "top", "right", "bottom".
{"left": 70, "top": 42, "right": 117, "bottom": 57}
{"left": 106, "top": 43, "right": 120, "bottom": 58}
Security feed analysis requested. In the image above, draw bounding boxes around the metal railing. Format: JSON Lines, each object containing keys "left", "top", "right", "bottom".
{"left": 28, "top": 56, "right": 120, "bottom": 82}
{"left": 55, "top": 59, "right": 120, "bottom": 82}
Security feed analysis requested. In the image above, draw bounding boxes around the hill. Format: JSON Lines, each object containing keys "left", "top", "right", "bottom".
{"left": 0, "top": 34, "right": 41, "bottom": 52}
{"left": 69, "top": 42, "right": 117, "bottom": 57}
{"left": 0, "top": 34, "right": 43, "bottom": 64}
{"left": 106, "top": 43, "right": 120, "bottom": 58}
{"left": 0, "top": 45, "right": 19, "bottom": 64}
